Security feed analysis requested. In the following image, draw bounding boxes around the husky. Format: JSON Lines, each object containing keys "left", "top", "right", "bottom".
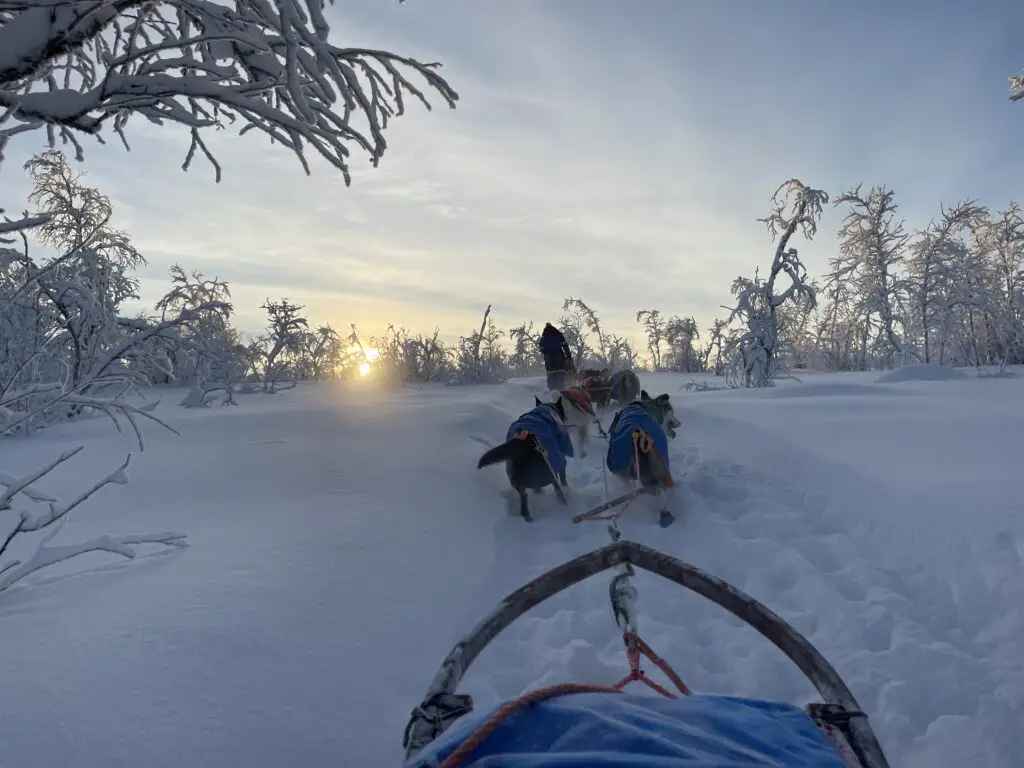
{"left": 551, "top": 386, "right": 596, "bottom": 458}
{"left": 477, "top": 396, "right": 573, "bottom": 521}
{"left": 579, "top": 367, "right": 613, "bottom": 408}
{"left": 605, "top": 390, "right": 682, "bottom": 527}
{"left": 608, "top": 369, "right": 641, "bottom": 405}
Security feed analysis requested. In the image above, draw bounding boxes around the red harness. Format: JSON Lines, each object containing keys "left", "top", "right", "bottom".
{"left": 559, "top": 386, "right": 595, "bottom": 416}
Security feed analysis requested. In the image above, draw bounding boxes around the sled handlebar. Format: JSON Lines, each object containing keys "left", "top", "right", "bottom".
{"left": 403, "top": 540, "right": 890, "bottom": 768}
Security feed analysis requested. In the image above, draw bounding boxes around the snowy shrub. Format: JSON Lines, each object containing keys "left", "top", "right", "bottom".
{"left": 368, "top": 325, "right": 454, "bottom": 386}
{"left": 561, "top": 298, "right": 638, "bottom": 371}
{"left": 451, "top": 306, "right": 511, "bottom": 385}
{"left": 507, "top": 322, "right": 544, "bottom": 377}
{"left": 247, "top": 299, "right": 308, "bottom": 393}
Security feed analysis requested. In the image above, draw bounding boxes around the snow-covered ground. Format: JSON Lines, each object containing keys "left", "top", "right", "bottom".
{"left": 0, "top": 368, "right": 1021, "bottom": 767}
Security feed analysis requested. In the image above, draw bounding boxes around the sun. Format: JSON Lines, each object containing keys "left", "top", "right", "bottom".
{"left": 350, "top": 346, "right": 380, "bottom": 378}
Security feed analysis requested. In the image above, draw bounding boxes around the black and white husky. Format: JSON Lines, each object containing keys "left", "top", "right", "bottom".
{"left": 605, "top": 391, "right": 682, "bottom": 527}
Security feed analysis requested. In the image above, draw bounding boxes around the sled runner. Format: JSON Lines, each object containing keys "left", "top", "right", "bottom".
{"left": 402, "top": 538, "right": 891, "bottom": 768}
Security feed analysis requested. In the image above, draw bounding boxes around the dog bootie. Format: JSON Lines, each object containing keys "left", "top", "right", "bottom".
{"left": 659, "top": 510, "right": 676, "bottom": 528}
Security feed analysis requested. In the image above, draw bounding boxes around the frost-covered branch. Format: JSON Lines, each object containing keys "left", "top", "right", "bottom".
{"left": 0, "top": 449, "right": 187, "bottom": 593}
{"left": 1010, "top": 72, "right": 1024, "bottom": 101}
{"left": 0, "top": 0, "right": 458, "bottom": 182}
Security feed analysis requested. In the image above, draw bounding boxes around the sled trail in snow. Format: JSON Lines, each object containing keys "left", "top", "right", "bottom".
{"left": 463, "top": 372, "right": 1023, "bottom": 768}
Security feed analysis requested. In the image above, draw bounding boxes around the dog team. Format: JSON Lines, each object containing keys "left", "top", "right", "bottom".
{"left": 477, "top": 322, "right": 682, "bottom": 528}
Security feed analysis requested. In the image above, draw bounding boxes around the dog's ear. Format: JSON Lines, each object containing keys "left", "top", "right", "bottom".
{"left": 553, "top": 397, "right": 566, "bottom": 421}
{"left": 640, "top": 389, "right": 650, "bottom": 400}
{"left": 656, "top": 393, "right": 670, "bottom": 403}
{"left": 534, "top": 395, "right": 543, "bottom": 407}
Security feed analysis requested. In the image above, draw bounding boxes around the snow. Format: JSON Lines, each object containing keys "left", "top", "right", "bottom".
{"left": 875, "top": 362, "right": 969, "bottom": 383}
{"left": 0, "top": 370, "right": 1021, "bottom": 767}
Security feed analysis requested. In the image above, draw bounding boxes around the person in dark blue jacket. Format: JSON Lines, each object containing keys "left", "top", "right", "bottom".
{"left": 538, "top": 323, "right": 574, "bottom": 389}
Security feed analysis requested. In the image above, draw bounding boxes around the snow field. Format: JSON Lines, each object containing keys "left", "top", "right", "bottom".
{"left": 0, "top": 369, "right": 1020, "bottom": 767}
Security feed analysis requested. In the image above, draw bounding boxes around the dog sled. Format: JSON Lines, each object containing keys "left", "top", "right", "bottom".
{"left": 578, "top": 367, "right": 614, "bottom": 408}
{"left": 402, "top": 538, "right": 891, "bottom": 768}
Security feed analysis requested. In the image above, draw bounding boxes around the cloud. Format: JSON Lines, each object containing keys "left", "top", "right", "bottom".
{"left": 3, "top": 0, "right": 1022, "bottom": 348}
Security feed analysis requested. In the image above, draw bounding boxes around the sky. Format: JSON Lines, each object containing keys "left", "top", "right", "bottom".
{"left": 2, "top": 0, "right": 1023, "bottom": 349}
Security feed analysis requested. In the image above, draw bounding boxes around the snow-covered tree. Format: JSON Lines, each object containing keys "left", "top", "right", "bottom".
{"left": 636, "top": 309, "right": 667, "bottom": 370}
{"left": 1, "top": 151, "right": 226, "bottom": 433}
{"left": 299, "top": 325, "right": 348, "bottom": 380}
{"left": 663, "top": 315, "right": 700, "bottom": 372}
{"left": 701, "top": 318, "right": 728, "bottom": 375}
{"left": 507, "top": 321, "right": 541, "bottom": 377}
{"left": 831, "top": 185, "right": 913, "bottom": 368}
{"left": 250, "top": 298, "right": 308, "bottom": 392}
{"left": 974, "top": 203, "right": 1024, "bottom": 370}
{"left": 559, "top": 298, "right": 597, "bottom": 366}
{"left": 723, "top": 179, "right": 827, "bottom": 387}
{"left": 151, "top": 265, "right": 249, "bottom": 406}
{"left": 0, "top": 0, "right": 458, "bottom": 192}
{"left": 905, "top": 200, "right": 987, "bottom": 364}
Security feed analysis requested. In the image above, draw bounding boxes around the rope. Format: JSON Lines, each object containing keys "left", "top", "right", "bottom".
{"left": 437, "top": 632, "right": 691, "bottom": 768}
{"left": 437, "top": 683, "right": 622, "bottom": 768}
{"left": 535, "top": 440, "right": 567, "bottom": 500}
{"left": 436, "top": 408, "right": 691, "bottom": 768}
{"left": 614, "top": 631, "right": 692, "bottom": 697}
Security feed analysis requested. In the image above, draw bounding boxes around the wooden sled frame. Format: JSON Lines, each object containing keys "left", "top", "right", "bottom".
{"left": 402, "top": 540, "right": 891, "bottom": 768}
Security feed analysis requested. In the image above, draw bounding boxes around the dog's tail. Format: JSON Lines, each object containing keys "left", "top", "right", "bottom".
{"left": 477, "top": 434, "right": 537, "bottom": 469}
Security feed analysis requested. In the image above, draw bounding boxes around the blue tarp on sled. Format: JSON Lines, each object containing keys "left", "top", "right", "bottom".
{"left": 406, "top": 692, "right": 847, "bottom": 767}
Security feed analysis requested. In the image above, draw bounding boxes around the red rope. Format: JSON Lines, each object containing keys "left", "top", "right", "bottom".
{"left": 437, "top": 683, "right": 621, "bottom": 768}
{"left": 438, "top": 631, "right": 690, "bottom": 767}
{"left": 613, "top": 631, "right": 692, "bottom": 697}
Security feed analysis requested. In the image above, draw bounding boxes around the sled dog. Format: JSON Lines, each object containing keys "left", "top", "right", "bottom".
{"left": 606, "top": 390, "right": 682, "bottom": 527}
{"left": 579, "top": 368, "right": 613, "bottom": 408}
{"left": 477, "top": 396, "right": 573, "bottom": 521}
{"left": 551, "top": 386, "right": 596, "bottom": 458}
{"left": 608, "top": 369, "right": 641, "bottom": 405}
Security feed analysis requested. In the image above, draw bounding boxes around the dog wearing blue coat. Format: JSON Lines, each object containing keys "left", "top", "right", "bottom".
{"left": 477, "top": 396, "right": 574, "bottom": 521}
{"left": 606, "top": 390, "right": 681, "bottom": 527}
{"left": 608, "top": 369, "right": 641, "bottom": 406}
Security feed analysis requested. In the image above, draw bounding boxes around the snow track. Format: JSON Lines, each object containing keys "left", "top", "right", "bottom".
{"left": 461, "top": 376, "right": 1022, "bottom": 768}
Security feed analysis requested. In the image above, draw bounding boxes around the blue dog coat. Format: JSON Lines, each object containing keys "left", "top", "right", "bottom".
{"left": 608, "top": 370, "right": 633, "bottom": 400}
{"left": 506, "top": 403, "right": 574, "bottom": 489}
{"left": 606, "top": 402, "right": 670, "bottom": 477}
